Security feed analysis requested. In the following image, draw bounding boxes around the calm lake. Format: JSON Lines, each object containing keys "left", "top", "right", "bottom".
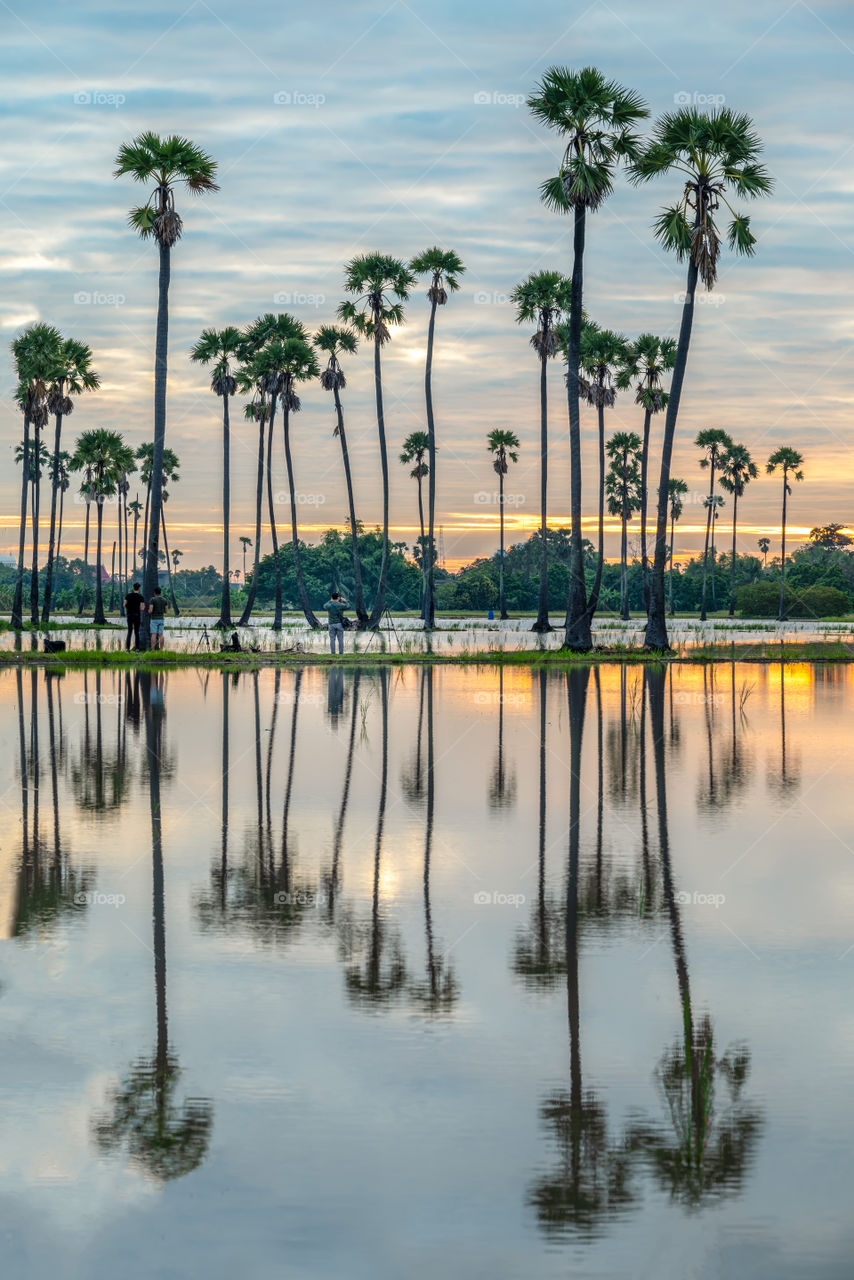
{"left": 1, "top": 662, "right": 851, "bottom": 1278}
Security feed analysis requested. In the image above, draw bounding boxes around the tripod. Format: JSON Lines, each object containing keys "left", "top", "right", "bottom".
{"left": 196, "top": 624, "right": 211, "bottom": 653}
{"left": 363, "top": 608, "right": 401, "bottom": 652}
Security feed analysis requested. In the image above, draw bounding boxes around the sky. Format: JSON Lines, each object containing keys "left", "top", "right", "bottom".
{"left": 0, "top": 0, "right": 852, "bottom": 572}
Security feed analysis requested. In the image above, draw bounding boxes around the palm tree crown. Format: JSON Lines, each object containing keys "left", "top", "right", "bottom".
{"left": 114, "top": 132, "right": 219, "bottom": 247}
{"left": 338, "top": 253, "right": 414, "bottom": 343}
{"left": 618, "top": 332, "right": 676, "bottom": 413}
{"left": 314, "top": 324, "right": 358, "bottom": 395}
{"left": 191, "top": 326, "right": 242, "bottom": 395}
{"left": 511, "top": 271, "right": 572, "bottom": 355}
{"left": 488, "top": 428, "right": 521, "bottom": 474}
{"left": 719, "top": 443, "right": 758, "bottom": 498}
{"left": 409, "top": 247, "right": 465, "bottom": 304}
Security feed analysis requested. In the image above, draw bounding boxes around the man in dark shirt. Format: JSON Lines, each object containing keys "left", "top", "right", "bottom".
{"left": 125, "top": 583, "right": 145, "bottom": 650}
{"left": 323, "top": 592, "right": 348, "bottom": 654}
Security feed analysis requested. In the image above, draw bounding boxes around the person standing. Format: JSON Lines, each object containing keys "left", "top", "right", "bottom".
{"left": 149, "top": 586, "right": 167, "bottom": 651}
{"left": 124, "top": 582, "right": 145, "bottom": 651}
{"left": 323, "top": 591, "right": 348, "bottom": 655}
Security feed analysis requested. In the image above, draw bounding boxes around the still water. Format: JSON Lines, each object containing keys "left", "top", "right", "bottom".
{"left": 0, "top": 663, "right": 851, "bottom": 1278}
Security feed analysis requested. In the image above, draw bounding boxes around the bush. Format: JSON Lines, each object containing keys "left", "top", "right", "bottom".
{"left": 788, "top": 584, "right": 849, "bottom": 618}
{"left": 735, "top": 581, "right": 785, "bottom": 618}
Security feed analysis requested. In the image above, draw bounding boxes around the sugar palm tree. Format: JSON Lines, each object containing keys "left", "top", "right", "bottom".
{"left": 757, "top": 536, "right": 770, "bottom": 570}
{"left": 42, "top": 338, "right": 100, "bottom": 624}
{"left": 114, "top": 133, "right": 218, "bottom": 647}
{"left": 314, "top": 324, "right": 368, "bottom": 627}
{"left": 511, "top": 270, "right": 572, "bottom": 631}
{"left": 528, "top": 66, "right": 648, "bottom": 651}
{"left": 718, "top": 443, "right": 758, "bottom": 617}
{"left": 10, "top": 323, "right": 61, "bottom": 628}
{"left": 605, "top": 431, "right": 643, "bottom": 620}
{"left": 70, "top": 430, "right": 128, "bottom": 624}
{"left": 190, "top": 325, "right": 242, "bottom": 627}
{"left": 272, "top": 333, "right": 321, "bottom": 626}
{"left": 239, "top": 536, "right": 251, "bottom": 585}
{"left": 410, "top": 247, "right": 465, "bottom": 628}
{"left": 128, "top": 497, "right": 143, "bottom": 584}
{"left": 51, "top": 449, "right": 71, "bottom": 569}
{"left": 339, "top": 253, "right": 415, "bottom": 627}
{"left": 136, "top": 444, "right": 180, "bottom": 577}
{"left": 766, "top": 447, "right": 804, "bottom": 621}
{"left": 579, "top": 324, "right": 631, "bottom": 616}
{"left": 400, "top": 430, "right": 431, "bottom": 617}
{"left": 695, "top": 428, "right": 733, "bottom": 620}
{"left": 488, "top": 428, "right": 521, "bottom": 620}
{"left": 667, "top": 478, "right": 688, "bottom": 616}
{"left": 617, "top": 333, "right": 676, "bottom": 608}
{"left": 629, "top": 107, "right": 772, "bottom": 648}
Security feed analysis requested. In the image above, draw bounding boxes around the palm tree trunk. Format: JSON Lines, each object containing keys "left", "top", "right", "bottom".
{"left": 238, "top": 415, "right": 265, "bottom": 626}
{"left": 160, "top": 507, "right": 179, "bottom": 616}
{"left": 282, "top": 403, "right": 319, "bottom": 628}
{"left": 42, "top": 410, "right": 64, "bottom": 625}
{"left": 78, "top": 501, "right": 90, "bottom": 615}
{"left": 132, "top": 512, "right": 139, "bottom": 586}
{"left": 368, "top": 337, "right": 390, "bottom": 629}
{"left": 498, "top": 466, "right": 507, "bottom": 620}
{"left": 218, "top": 394, "right": 232, "bottom": 627}
{"left": 141, "top": 240, "right": 172, "bottom": 651}
{"left": 620, "top": 507, "right": 629, "bottom": 620}
{"left": 30, "top": 425, "right": 42, "bottom": 624}
{"left": 668, "top": 509, "right": 676, "bottom": 616}
{"left": 57, "top": 483, "right": 65, "bottom": 568}
{"left": 640, "top": 406, "right": 652, "bottom": 610}
{"left": 728, "top": 490, "right": 739, "bottom": 618}
{"left": 645, "top": 240, "right": 699, "bottom": 651}
{"left": 415, "top": 472, "right": 426, "bottom": 620}
{"left": 586, "top": 400, "right": 606, "bottom": 615}
{"left": 332, "top": 381, "right": 367, "bottom": 628}
{"left": 778, "top": 475, "right": 788, "bottom": 622}
{"left": 564, "top": 205, "right": 591, "bottom": 651}
{"left": 142, "top": 480, "right": 151, "bottom": 576}
{"left": 424, "top": 297, "right": 438, "bottom": 629}
{"left": 11, "top": 409, "right": 31, "bottom": 629}
{"left": 93, "top": 498, "right": 106, "bottom": 625}
{"left": 266, "top": 394, "right": 283, "bottom": 629}
{"left": 109, "top": 541, "right": 117, "bottom": 611}
{"left": 700, "top": 463, "right": 715, "bottom": 622}
{"left": 533, "top": 349, "right": 551, "bottom": 632}
{"left": 117, "top": 487, "right": 125, "bottom": 617}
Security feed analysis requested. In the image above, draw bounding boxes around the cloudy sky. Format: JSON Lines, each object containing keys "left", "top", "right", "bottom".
{"left": 0, "top": 0, "right": 851, "bottom": 571}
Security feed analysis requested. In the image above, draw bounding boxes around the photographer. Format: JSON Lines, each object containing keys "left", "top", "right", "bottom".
{"left": 323, "top": 591, "right": 348, "bottom": 655}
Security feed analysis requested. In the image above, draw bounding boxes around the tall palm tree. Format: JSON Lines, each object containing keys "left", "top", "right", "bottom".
{"left": 339, "top": 252, "right": 415, "bottom": 627}
{"left": 629, "top": 107, "right": 772, "bottom": 649}
{"left": 667, "top": 478, "right": 688, "bottom": 616}
{"left": 10, "top": 323, "right": 61, "bottom": 628}
{"left": 487, "top": 428, "right": 521, "bottom": 620}
{"left": 70, "top": 430, "right": 128, "bottom": 624}
{"left": 410, "top": 247, "right": 465, "bottom": 629}
{"left": 695, "top": 428, "right": 733, "bottom": 620}
{"left": 275, "top": 334, "right": 320, "bottom": 627}
{"left": 237, "top": 388, "right": 267, "bottom": 626}
{"left": 605, "top": 431, "right": 643, "bottom": 620}
{"left": 51, "top": 449, "right": 71, "bottom": 570}
{"left": 239, "top": 536, "right": 251, "bottom": 584}
{"left": 528, "top": 66, "right": 648, "bottom": 651}
{"left": 42, "top": 338, "right": 100, "bottom": 625}
{"left": 718, "top": 443, "right": 758, "bottom": 617}
{"left": 579, "top": 323, "right": 631, "bottom": 617}
{"left": 114, "top": 133, "right": 218, "bottom": 648}
{"left": 400, "top": 430, "right": 431, "bottom": 617}
{"left": 77, "top": 461, "right": 94, "bottom": 614}
{"left": 617, "top": 333, "right": 676, "bottom": 608}
{"left": 511, "top": 270, "right": 571, "bottom": 631}
{"left": 314, "top": 324, "right": 368, "bottom": 627}
{"left": 757, "top": 536, "right": 770, "bottom": 570}
{"left": 136, "top": 443, "right": 180, "bottom": 576}
{"left": 128, "top": 497, "right": 143, "bottom": 584}
{"left": 190, "top": 326, "right": 242, "bottom": 628}
{"left": 766, "top": 447, "right": 804, "bottom": 621}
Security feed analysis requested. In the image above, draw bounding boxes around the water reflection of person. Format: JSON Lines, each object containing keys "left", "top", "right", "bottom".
{"left": 327, "top": 666, "right": 345, "bottom": 724}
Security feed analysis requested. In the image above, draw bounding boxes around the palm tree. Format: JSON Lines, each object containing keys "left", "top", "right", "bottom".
{"left": 605, "top": 431, "right": 643, "bottom": 620}
{"left": 190, "top": 326, "right": 241, "bottom": 627}
{"left": 137, "top": 444, "right": 180, "bottom": 574}
{"left": 487, "top": 428, "right": 521, "bottom": 620}
{"left": 114, "top": 133, "right": 218, "bottom": 648}
{"left": 400, "top": 430, "right": 431, "bottom": 617}
{"left": 757, "top": 536, "right": 770, "bottom": 570}
{"left": 511, "top": 270, "right": 572, "bottom": 631}
{"left": 70, "top": 430, "right": 127, "bottom": 624}
{"left": 695, "top": 428, "right": 733, "bottom": 620}
{"left": 766, "top": 447, "right": 804, "bottom": 621}
{"left": 528, "top": 66, "right": 648, "bottom": 651}
{"left": 618, "top": 333, "right": 676, "bottom": 608}
{"left": 239, "top": 536, "right": 251, "bottom": 585}
{"left": 42, "top": 338, "right": 100, "bottom": 625}
{"left": 667, "top": 478, "right": 688, "bottom": 616}
{"left": 274, "top": 333, "right": 321, "bottom": 627}
{"left": 629, "top": 107, "right": 772, "bottom": 649}
{"left": 128, "top": 497, "right": 143, "bottom": 584}
{"left": 718, "top": 443, "right": 758, "bottom": 617}
{"left": 10, "top": 323, "right": 61, "bottom": 628}
{"left": 314, "top": 324, "right": 368, "bottom": 628}
{"left": 77, "top": 462, "right": 94, "bottom": 614}
{"left": 51, "top": 449, "right": 71, "bottom": 569}
{"left": 579, "top": 324, "right": 631, "bottom": 617}
{"left": 410, "top": 247, "right": 465, "bottom": 628}
{"left": 236, "top": 371, "right": 268, "bottom": 626}
{"left": 339, "top": 252, "right": 415, "bottom": 627}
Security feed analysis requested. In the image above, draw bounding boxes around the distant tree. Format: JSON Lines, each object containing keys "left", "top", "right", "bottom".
{"left": 808, "top": 523, "right": 852, "bottom": 551}
{"left": 766, "top": 447, "right": 805, "bottom": 621}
